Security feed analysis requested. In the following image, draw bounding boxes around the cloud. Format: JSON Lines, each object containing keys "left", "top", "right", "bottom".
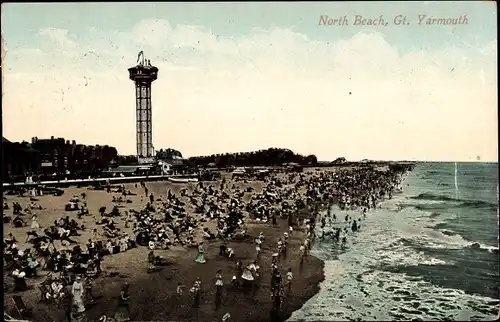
{"left": 2, "top": 20, "right": 497, "bottom": 162}
{"left": 38, "top": 28, "right": 78, "bottom": 48}
{"left": 130, "top": 19, "right": 173, "bottom": 48}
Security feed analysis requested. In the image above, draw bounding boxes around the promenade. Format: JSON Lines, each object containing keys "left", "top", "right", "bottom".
{"left": 2, "top": 174, "right": 198, "bottom": 188}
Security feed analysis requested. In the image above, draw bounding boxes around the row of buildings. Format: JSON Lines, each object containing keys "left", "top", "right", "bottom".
{"left": 2, "top": 137, "right": 118, "bottom": 180}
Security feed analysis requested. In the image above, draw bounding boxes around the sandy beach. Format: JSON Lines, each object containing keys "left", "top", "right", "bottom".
{"left": 3, "top": 170, "right": 326, "bottom": 322}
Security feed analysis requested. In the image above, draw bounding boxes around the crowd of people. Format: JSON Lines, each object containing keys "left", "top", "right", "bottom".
{"left": 3, "top": 163, "right": 411, "bottom": 321}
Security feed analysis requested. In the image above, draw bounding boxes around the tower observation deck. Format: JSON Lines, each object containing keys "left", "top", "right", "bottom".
{"left": 128, "top": 51, "right": 158, "bottom": 159}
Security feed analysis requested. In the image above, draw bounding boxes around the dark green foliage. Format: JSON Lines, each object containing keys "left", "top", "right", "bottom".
{"left": 188, "top": 148, "right": 318, "bottom": 168}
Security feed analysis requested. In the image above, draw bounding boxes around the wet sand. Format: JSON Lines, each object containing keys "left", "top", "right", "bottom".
{"left": 3, "top": 172, "right": 326, "bottom": 322}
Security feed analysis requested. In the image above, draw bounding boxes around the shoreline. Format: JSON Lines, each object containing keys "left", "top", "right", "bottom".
{"left": 287, "top": 165, "right": 500, "bottom": 321}
{"left": 287, "top": 168, "right": 415, "bottom": 321}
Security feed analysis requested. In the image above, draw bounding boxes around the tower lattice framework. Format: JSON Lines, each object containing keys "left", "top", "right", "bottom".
{"left": 128, "top": 51, "right": 158, "bottom": 158}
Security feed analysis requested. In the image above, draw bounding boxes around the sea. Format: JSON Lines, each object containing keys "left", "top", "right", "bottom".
{"left": 288, "top": 162, "right": 499, "bottom": 321}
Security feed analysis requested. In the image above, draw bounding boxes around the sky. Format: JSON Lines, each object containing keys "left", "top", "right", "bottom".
{"left": 1, "top": 1, "right": 498, "bottom": 162}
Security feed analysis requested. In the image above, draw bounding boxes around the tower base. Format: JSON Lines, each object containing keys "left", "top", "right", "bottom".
{"left": 138, "top": 157, "right": 156, "bottom": 164}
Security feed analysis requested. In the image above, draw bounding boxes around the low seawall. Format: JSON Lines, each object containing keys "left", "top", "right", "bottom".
{"left": 2, "top": 174, "right": 199, "bottom": 188}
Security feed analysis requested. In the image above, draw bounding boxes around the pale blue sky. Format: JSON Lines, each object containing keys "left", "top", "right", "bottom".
{"left": 1, "top": 2, "right": 497, "bottom": 161}
{"left": 2, "top": 2, "right": 496, "bottom": 53}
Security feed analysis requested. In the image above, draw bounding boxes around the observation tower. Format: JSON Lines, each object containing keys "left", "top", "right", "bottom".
{"left": 128, "top": 51, "right": 158, "bottom": 159}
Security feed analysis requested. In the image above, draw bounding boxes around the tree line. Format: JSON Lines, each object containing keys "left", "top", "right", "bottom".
{"left": 188, "top": 148, "right": 318, "bottom": 168}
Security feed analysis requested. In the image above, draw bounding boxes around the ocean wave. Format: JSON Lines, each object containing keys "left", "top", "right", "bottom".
{"left": 365, "top": 198, "right": 494, "bottom": 255}
{"left": 291, "top": 166, "right": 498, "bottom": 322}
{"left": 429, "top": 212, "right": 441, "bottom": 218}
{"left": 440, "top": 229, "right": 457, "bottom": 236}
{"left": 415, "top": 204, "right": 452, "bottom": 212}
{"left": 461, "top": 200, "right": 498, "bottom": 209}
{"left": 388, "top": 232, "right": 499, "bottom": 254}
{"left": 298, "top": 205, "right": 498, "bottom": 321}
{"left": 372, "top": 246, "right": 449, "bottom": 267}
{"left": 288, "top": 267, "right": 499, "bottom": 322}
{"left": 409, "top": 192, "right": 458, "bottom": 202}
{"left": 410, "top": 193, "right": 497, "bottom": 209}
{"left": 468, "top": 242, "right": 500, "bottom": 253}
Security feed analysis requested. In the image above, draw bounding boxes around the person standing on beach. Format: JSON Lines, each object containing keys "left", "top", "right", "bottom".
{"left": 214, "top": 269, "right": 223, "bottom": 310}
{"left": 191, "top": 278, "right": 202, "bottom": 308}
{"left": 94, "top": 253, "right": 102, "bottom": 275}
{"left": 147, "top": 250, "right": 156, "bottom": 273}
{"left": 283, "top": 233, "right": 289, "bottom": 258}
{"left": 304, "top": 238, "right": 310, "bottom": 254}
{"left": 255, "top": 236, "right": 262, "bottom": 258}
{"left": 84, "top": 276, "right": 96, "bottom": 303}
{"left": 71, "top": 276, "right": 85, "bottom": 314}
{"left": 286, "top": 268, "right": 293, "bottom": 292}
{"left": 195, "top": 242, "right": 206, "bottom": 264}
{"left": 114, "top": 282, "right": 130, "bottom": 321}
{"left": 270, "top": 269, "right": 280, "bottom": 293}
{"left": 299, "top": 244, "right": 306, "bottom": 264}
{"left": 176, "top": 282, "right": 185, "bottom": 299}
